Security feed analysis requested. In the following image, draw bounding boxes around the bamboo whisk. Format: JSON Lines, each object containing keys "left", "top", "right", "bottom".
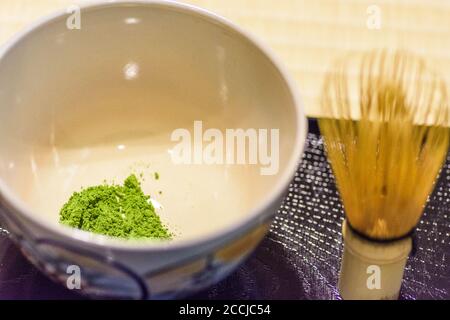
{"left": 319, "top": 50, "right": 449, "bottom": 240}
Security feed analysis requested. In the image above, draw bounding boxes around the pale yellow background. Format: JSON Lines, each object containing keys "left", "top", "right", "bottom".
{"left": 1, "top": 0, "right": 449, "bottom": 117}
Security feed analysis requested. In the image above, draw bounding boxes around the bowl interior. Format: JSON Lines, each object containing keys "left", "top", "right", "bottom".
{"left": 0, "top": 3, "right": 299, "bottom": 242}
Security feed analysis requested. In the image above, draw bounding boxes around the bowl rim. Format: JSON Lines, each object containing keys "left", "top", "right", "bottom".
{"left": 0, "top": 0, "right": 308, "bottom": 251}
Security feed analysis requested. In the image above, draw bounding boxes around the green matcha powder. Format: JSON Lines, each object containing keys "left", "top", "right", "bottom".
{"left": 59, "top": 174, "right": 171, "bottom": 239}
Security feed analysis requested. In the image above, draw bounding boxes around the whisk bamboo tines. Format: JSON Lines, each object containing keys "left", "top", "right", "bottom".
{"left": 319, "top": 49, "right": 449, "bottom": 241}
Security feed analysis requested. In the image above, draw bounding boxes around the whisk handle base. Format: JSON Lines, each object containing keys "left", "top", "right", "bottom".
{"left": 339, "top": 220, "right": 412, "bottom": 300}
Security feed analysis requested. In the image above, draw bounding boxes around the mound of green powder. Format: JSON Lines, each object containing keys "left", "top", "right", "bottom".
{"left": 59, "top": 174, "right": 171, "bottom": 239}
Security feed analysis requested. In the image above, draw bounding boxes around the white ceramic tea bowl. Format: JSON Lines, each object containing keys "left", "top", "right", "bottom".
{"left": 0, "top": 0, "right": 306, "bottom": 298}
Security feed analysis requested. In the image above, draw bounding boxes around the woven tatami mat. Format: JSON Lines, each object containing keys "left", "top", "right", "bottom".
{"left": 1, "top": 0, "right": 450, "bottom": 117}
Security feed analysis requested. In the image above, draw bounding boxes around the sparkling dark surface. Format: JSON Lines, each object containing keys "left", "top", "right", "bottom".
{"left": 1, "top": 120, "right": 449, "bottom": 299}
